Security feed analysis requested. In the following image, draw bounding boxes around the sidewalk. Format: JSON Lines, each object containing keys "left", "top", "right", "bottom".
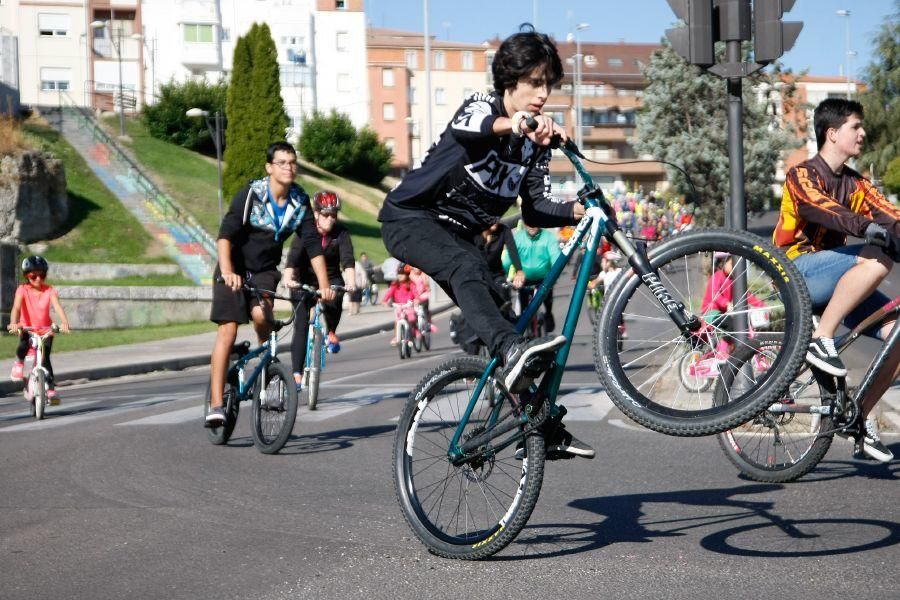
{"left": 0, "top": 301, "right": 452, "bottom": 398}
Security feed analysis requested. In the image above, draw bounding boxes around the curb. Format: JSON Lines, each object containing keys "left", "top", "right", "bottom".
{"left": 0, "top": 302, "right": 456, "bottom": 397}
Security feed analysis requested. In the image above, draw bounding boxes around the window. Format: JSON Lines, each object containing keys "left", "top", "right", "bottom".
{"left": 336, "top": 31, "right": 348, "bottom": 51}
{"left": 220, "top": 27, "right": 231, "bottom": 42}
{"left": 461, "top": 51, "right": 473, "bottom": 70}
{"left": 382, "top": 68, "right": 394, "bottom": 87}
{"left": 184, "top": 24, "right": 213, "bottom": 43}
{"left": 337, "top": 73, "right": 351, "bottom": 92}
{"left": 383, "top": 103, "right": 396, "bottom": 120}
{"left": 584, "top": 55, "right": 597, "bottom": 67}
{"left": 607, "top": 57, "right": 623, "bottom": 67}
{"left": 408, "top": 87, "right": 416, "bottom": 104}
{"left": 405, "top": 49, "right": 417, "bottom": 69}
{"left": 435, "top": 87, "right": 446, "bottom": 105}
{"left": 40, "top": 67, "right": 71, "bottom": 91}
{"left": 336, "top": 0, "right": 346, "bottom": 8}
{"left": 38, "top": 13, "right": 70, "bottom": 37}
{"left": 433, "top": 50, "right": 445, "bottom": 69}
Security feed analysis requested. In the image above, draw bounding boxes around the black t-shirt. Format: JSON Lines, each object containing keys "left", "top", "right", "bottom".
{"left": 286, "top": 221, "right": 354, "bottom": 286}
{"left": 217, "top": 179, "right": 321, "bottom": 274}
{"left": 378, "top": 91, "right": 575, "bottom": 233}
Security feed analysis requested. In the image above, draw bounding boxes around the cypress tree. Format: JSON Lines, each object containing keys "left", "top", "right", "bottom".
{"left": 223, "top": 25, "right": 258, "bottom": 198}
{"left": 251, "top": 23, "right": 289, "bottom": 150}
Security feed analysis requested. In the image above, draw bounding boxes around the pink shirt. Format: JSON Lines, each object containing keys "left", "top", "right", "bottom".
{"left": 16, "top": 284, "right": 57, "bottom": 329}
{"left": 701, "top": 271, "right": 764, "bottom": 314}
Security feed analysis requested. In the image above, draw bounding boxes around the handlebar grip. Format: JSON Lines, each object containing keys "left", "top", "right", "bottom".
{"left": 524, "top": 116, "right": 538, "bottom": 131}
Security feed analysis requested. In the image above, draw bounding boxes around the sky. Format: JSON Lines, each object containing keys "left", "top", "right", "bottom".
{"left": 365, "top": 0, "right": 897, "bottom": 80}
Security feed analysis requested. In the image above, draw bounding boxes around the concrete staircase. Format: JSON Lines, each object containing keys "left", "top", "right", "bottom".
{"left": 44, "top": 100, "right": 217, "bottom": 285}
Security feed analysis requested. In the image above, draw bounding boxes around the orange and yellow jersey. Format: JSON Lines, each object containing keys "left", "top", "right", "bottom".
{"left": 773, "top": 154, "right": 900, "bottom": 259}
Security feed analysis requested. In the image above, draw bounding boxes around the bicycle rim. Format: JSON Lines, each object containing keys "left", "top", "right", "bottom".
{"left": 251, "top": 361, "right": 298, "bottom": 454}
{"left": 715, "top": 339, "right": 834, "bottom": 483}
{"left": 33, "top": 372, "right": 46, "bottom": 420}
{"left": 594, "top": 229, "right": 812, "bottom": 436}
{"left": 393, "top": 356, "right": 545, "bottom": 559}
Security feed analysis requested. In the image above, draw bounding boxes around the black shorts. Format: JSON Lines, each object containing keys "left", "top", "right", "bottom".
{"left": 210, "top": 267, "right": 281, "bottom": 325}
{"left": 348, "top": 289, "right": 363, "bottom": 303}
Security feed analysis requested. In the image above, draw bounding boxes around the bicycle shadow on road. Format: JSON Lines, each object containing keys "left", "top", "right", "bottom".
{"left": 500, "top": 482, "right": 900, "bottom": 560}
{"left": 277, "top": 424, "right": 396, "bottom": 455}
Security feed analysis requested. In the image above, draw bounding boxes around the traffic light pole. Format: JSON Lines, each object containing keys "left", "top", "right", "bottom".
{"left": 725, "top": 40, "right": 746, "bottom": 231}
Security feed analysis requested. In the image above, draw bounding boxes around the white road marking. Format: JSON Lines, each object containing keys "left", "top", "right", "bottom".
{"left": 299, "top": 387, "right": 408, "bottom": 422}
{"left": 0, "top": 394, "right": 194, "bottom": 432}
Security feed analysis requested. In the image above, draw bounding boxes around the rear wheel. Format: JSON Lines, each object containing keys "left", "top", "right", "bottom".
{"left": 206, "top": 363, "right": 239, "bottom": 445}
{"left": 594, "top": 228, "right": 812, "bottom": 436}
{"left": 393, "top": 356, "right": 545, "bottom": 559}
{"left": 715, "top": 339, "right": 834, "bottom": 482}
{"left": 305, "top": 328, "right": 323, "bottom": 411}
{"left": 251, "top": 361, "right": 299, "bottom": 454}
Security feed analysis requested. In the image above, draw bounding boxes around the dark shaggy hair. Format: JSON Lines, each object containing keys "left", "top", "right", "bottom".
{"left": 813, "top": 98, "right": 864, "bottom": 151}
{"left": 266, "top": 141, "right": 297, "bottom": 163}
{"left": 492, "top": 24, "right": 563, "bottom": 95}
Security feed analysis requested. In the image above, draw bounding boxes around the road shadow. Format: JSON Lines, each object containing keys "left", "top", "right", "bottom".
{"left": 278, "top": 423, "right": 396, "bottom": 455}
{"left": 496, "top": 482, "right": 899, "bottom": 560}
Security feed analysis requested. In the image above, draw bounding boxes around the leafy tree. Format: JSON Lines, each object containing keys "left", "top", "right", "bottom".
{"left": 299, "top": 110, "right": 391, "bottom": 184}
{"left": 223, "top": 23, "right": 288, "bottom": 198}
{"left": 858, "top": 0, "right": 899, "bottom": 180}
{"left": 885, "top": 155, "right": 900, "bottom": 194}
{"left": 141, "top": 79, "right": 226, "bottom": 154}
{"left": 635, "top": 42, "right": 799, "bottom": 225}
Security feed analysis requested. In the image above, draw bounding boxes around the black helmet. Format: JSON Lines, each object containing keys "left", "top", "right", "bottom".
{"left": 22, "top": 255, "right": 49, "bottom": 274}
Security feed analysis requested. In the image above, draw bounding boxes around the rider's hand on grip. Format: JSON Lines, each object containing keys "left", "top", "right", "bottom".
{"left": 864, "top": 222, "right": 900, "bottom": 262}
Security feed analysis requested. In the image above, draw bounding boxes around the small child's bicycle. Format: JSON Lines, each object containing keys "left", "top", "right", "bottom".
{"left": 413, "top": 303, "right": 431, "bottom": 352}
{"left": 392, "top": 133, "right": 813, "bottom": 559}
{"left": 391, "top": 301, "right": 416, "bottom": 360}
{"left": 20, "top": 324, "right": 59, "bottom": 420}
{"left": 204, "top": 283, "right": 299, "bottom": 454}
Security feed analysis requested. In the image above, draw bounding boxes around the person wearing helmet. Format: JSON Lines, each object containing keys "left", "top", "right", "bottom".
{"left": 378, "top": 26, "right": 593, "bottom": 459}
{"left": 283, "top": 190, "right": 356, "bottom": 389}
{"left": 381, "top": 263, "right": 426, "bottom": 345}
{"left": 207, "top": 142, "right": 333, "bottom": 428}
{"left": 7, "top": 256, "right": 71, "bottom": 402}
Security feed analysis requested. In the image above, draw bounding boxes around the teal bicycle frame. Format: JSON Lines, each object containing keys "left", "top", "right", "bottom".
{"left": 446, "top": 146, "right": 698, "bottom": 462}
{"left": 231, "top": 335, "right": 279, "bottom": 400}
{"left": 305, "top": 301, "right": 327, "bottom": 373}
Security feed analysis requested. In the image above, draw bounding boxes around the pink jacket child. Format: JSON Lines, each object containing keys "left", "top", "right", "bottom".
{"left": 701, "top": 261, "right": 765, "bottom": 315}
{"left": 382, "top": 280, "right": 421, "bottom": 325}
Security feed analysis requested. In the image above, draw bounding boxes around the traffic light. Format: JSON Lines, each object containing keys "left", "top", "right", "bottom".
{"left": 754, "top": 0, "right": 803, "bottom": 64}
{"left": 666, "top": 0, "right": 715, "bottom": 67}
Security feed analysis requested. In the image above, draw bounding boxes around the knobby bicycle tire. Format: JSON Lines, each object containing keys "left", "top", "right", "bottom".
{"left": 206, "top": 362, "right": 239, "bottom": 445}
{"left": 33, "top": 371, "right": 46, "bottom": 420}
{"left": 306, "top": 328, "right": 323, "bottom": 411}
{"left": 251, "top": 361, "right": 299, "bottom": 454}
{"left": 594, "top": 228, "right": 812, "bottom": 436}
{"left": 714, "top": 337, "right": 834, "bottom": 482}
{"left": 393, "top": 356, "right": 545, "bottom": 559}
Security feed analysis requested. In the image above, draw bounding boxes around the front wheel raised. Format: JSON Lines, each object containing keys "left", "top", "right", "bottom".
{"left": 393, "top": 356, "right": 545, "bottom": 559}
{"left": 251, "top": 361, "right": 298, "bottom": 454}
{"left": 594, "top": 228, "right": 812, "bottom": 436}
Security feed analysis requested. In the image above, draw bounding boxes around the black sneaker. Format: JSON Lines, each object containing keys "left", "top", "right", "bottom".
{"left": 854, "top": 419, "right": 894, "bottom": 463}
{"left": 805, "top": 337, "right": 847, "bottom": 377}
{"left": 545, "top": 423, "right": 595, "bottom": 460}
{"left": 498, "top": 335, "right": 566, "bottom": 392}
{"left": 205, "top": 407, "right": 226, "bottom": 428}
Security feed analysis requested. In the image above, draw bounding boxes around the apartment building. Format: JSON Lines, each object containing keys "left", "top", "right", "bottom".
{"left": 1, "top": 0, "right": 368, "bottom": 136}
{"left": 367, "top": 28, "right": 490, "bottom": 173}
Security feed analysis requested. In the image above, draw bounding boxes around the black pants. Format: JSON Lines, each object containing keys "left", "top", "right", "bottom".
{"left": 382, "top": 218, "right": 516, "bottom": 356}
{"left": 16, "top": 332, "right": 55, "bottom": 384}
{"left": 290, "top": 289, "right": 344, "bottom": 374}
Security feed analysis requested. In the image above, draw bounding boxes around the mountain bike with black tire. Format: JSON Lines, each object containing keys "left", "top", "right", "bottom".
{"left": 205, "top": 283, "right": 299, "bottom": 454}
{"left": 393, "top": 133, "right": 812, "bottom": 560}
{"left": 714, "top": 292, "right": 900, "bottom": 482}
{"left": 293, "top": 284, "right": 345, "bottom": 411}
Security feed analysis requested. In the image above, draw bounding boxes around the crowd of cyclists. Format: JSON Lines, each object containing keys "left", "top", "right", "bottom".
{"left": 6, "top": 25, "right": 891, "bottom": 467}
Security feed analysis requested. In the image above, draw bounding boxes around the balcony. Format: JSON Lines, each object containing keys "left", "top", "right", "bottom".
{"left": 181, "top": 43, "right": 219, "bottom": 69}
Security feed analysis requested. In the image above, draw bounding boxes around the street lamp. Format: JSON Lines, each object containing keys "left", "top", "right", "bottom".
{"left": 570, "top": 23, "right": 590, "bottom": 149}
{"left": 186, "top": 108, "right": 225, "bottom": 221}
{"left": 836, "top": 9, "right": 852, "bottom": 98}
{"left": 90, "top": 19, "right": 129, "bottom": 137}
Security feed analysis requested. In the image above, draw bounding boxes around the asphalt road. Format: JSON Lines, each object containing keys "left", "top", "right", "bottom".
{"left": 1, "top": 279, "right": 897, "bottom": 600}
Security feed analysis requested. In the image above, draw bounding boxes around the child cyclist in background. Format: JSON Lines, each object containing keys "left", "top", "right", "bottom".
{"left": 7, "top": 256, "right": 71, "bottom": 401}
{"left": 382, "top": 264, "right": 426, "bottom": 345}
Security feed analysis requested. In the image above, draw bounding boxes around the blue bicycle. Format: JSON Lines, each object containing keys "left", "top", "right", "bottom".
{"left": 392, "top": 134, "right": 812, "bottom": 559}
{"left": 205, "top": 283, "right": 299, "bottom": 454}
{"left": 293, "top": 284, "right": 345, "bottom": 411}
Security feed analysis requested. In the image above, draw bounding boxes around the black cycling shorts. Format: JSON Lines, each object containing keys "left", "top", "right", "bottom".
{"left": 210, "top": 267, "right": 281, "bottom": 325}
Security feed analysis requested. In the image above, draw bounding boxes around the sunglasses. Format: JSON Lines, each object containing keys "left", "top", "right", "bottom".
{"left": 319, "top": 211, "right": 338, "bottom": 219}
{"left": 26, "top": 271, "right": 46, "bottom": 280}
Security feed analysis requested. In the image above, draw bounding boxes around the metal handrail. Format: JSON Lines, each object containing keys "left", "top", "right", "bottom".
{"left": 56, "top": 93, "right": 218, "bottom": 258}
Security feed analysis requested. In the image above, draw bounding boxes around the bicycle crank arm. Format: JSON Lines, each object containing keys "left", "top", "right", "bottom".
{"left": 454, "top": 415, "right": 530, "bottom": 462}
